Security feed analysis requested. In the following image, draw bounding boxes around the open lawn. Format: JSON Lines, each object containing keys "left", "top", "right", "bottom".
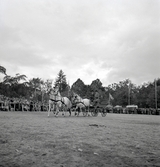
{"left": 0, "top": 111, "right": 160, "bottom": 167}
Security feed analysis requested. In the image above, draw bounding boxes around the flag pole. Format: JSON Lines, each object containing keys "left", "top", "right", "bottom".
{"left": 155, "top": 79, "right": 157, "bottom": 113}
{"left": 128, "top": 84, "right": 130, "bottom": 105}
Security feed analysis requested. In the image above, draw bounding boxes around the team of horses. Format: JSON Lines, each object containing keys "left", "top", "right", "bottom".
{"left": 48, "top": 86, "right": 91, "bottom": 117}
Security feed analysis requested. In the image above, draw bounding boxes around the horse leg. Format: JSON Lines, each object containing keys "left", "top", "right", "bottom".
{"left": 53, "top": 104, "right": 56, "bottom": 115}
{"left": 87, "top": 106, "right": 90, "bottom": 116}
{"left": 55, "top": 104, "right": 59, "bottom": 117}
{"left": 77, "top": 107, "right": 80, "bottom": 116}
{"left": 62, "top": 105, "right": 65, "bottom": 117}
{"left": 77, "top": 107, "right": 81, "bottom": 116}
{"left": 75, "top": 109, "right": 77, "bottom": 116}
{"left": 75, "top": 106, "right": 78, "bottom": 116}
{"left": 52, "top": 103, "right": 57, "bottom": 116}
{"left": 64, "top": 104, "right": 66, "bottom": 116}
{"left": 69, "top": 109, "right": 71, "bottom": 116}
{"left": 74, "top": 106, "right": 77, "bottom": 116}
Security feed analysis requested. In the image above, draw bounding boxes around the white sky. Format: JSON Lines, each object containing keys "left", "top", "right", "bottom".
{"left": 0, "top": 0, "right": 160, "bottom": 86}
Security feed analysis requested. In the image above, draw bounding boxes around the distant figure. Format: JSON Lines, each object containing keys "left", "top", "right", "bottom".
{"left": 90, "top": 90, "right": 94, "bottom": 103}
{"left": 93, "top": 90, "right": 100, "bottom": 106}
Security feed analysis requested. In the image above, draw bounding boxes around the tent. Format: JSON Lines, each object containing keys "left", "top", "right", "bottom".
{"left": 126, "top": 105, "right": 138, "bottom": 109}
{"left": 114, "top": 105, "right": 123, "bottom": 109}
{"left": 126, "top": 105, "right": 138, "bottom": 114}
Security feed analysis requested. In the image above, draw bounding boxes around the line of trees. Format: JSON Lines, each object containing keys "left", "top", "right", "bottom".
{"left": 0, "top": 65, "right": 160, "bottom": 108}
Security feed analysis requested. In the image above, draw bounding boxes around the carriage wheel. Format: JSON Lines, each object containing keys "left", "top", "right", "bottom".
{"left": 91, "top": 108, "right": 99, "bottom": 117}
{"left": 82, "top": 108, "right": 87, "bottom": 117}
{"left": 101, "top": 108, "right": 107, "bottom": 117}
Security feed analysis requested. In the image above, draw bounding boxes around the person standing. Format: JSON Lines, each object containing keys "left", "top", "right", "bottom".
{"left": 93, "top": 90, "right": 100, "bottom": 106}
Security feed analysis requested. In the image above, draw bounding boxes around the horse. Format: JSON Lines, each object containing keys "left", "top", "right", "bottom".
{"left": 71, "top": 92, "right": 91, "bottom": 116}
{"left": 48, "top": 86, "right": 72, "bottom": 117}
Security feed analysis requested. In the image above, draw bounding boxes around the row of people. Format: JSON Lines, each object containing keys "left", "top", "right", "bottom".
{"left": 109, "top": 106, "right": 158, "bottom": 115}
{"left": 0, "top": 95, "right": 48, "bottom": 111}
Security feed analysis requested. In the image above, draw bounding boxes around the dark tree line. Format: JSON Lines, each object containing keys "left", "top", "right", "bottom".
{"left": 71, "top": 78, "right": 160, "bottom": 109}
{"left": 0, "top": 65, "right": 160, "bottom": 108}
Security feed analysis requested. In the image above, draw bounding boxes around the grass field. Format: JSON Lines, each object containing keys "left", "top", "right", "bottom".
{"left": 0, "top": 111, "right": 160, "bottom": 167}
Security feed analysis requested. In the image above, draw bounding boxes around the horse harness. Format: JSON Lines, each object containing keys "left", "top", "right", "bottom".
{"left": 74, "top": 95, "right": 87, "bottom": 107}
{"left": 49, "top": 92, "right": 66, "bottom": 106}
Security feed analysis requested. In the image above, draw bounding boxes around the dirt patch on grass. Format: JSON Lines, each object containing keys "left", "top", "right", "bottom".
{"left": 0, "top": 112, "right": 160, "bottom": 167}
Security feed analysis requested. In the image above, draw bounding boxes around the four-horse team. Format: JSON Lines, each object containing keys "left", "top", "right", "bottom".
{"left": 48, "top": 86, "right": 104, "bottom": 117}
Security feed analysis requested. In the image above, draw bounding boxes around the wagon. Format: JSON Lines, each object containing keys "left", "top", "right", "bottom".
{"left": 71, "top": 93, "right": 108, "bottom": 117}
{"left": 71, "top": 103, "right": 107, "bottom": 117}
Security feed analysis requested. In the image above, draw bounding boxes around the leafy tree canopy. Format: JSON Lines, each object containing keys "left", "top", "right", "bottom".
{"left": 54, "top": 70, "right": 68, "bottom": 92}
{"left": 0, "top": 65, "right": 160, "bottom": 108}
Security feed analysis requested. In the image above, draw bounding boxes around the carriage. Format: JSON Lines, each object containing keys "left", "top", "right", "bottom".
{"left": 89, "top": 103, "right": 108, "bottom": 117}
{"left": 71, "top": 93, "right": 108, "bottom": 117}
{"left": 71, "top": 103, "right": 108, "bottom": 117}
{"left": 48, "top": 87, "right": 108, "bottom": 117}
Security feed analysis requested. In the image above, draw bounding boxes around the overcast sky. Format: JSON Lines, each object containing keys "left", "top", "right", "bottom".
{"left": 0, "top": 0, "right": 160, "bottom": 86}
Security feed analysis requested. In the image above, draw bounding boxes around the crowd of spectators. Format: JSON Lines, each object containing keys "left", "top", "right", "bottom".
{"left": 110, "top": 106, "right": 158, "bottom": 115}
{"left": 0, "top": 95, "right": 48, "bottom": 112}
{"left": 1, "top": 94, "right": 159, "bottom": 115}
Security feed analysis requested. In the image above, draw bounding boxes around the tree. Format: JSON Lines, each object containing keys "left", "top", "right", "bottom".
{"left": 71, "top": 78, "right": 86, "bottom": 97}
{"left": 44, "top": 79, "right": 53, "bottom": 92}
{"left": 54, "top": 70, "right": 68, "bottom": 92}
{"left": 106, "top": 79, "right": 137, "bottom": 106}
{"left": 90, "top": 79, "right": 103, "bottom": 91}
{"left": 156, "top": 78, "right": 160, "bottom": 86}
{"left": 29, "top": 78, "right": 44, "bottom": 101}
{"left": 156, "top": 79, "right": 160, "bottom": 108}
{"left": 41, "top": 79, "right": 53, "bottom": 102}
{"left": 3, "top": 73, "right": 27, "bottom": 85}
{"left": 2, "top": 73, "right": 28, "bottom": 97}
{"left": 0, "top": 65, "right": 7, "bottom": 75}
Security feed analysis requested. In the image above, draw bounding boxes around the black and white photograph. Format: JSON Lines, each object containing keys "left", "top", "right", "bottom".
{"left": 0, "top": 0, "right": 160, "bottom": 166}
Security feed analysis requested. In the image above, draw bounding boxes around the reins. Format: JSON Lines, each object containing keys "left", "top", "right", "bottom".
{"left": 73, "top": 95, "right": 87, "bottom": 107}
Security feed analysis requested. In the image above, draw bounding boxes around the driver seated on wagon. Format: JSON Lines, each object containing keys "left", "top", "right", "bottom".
{"left": 90, "top": 90, "right": 100, "bottom": 107}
